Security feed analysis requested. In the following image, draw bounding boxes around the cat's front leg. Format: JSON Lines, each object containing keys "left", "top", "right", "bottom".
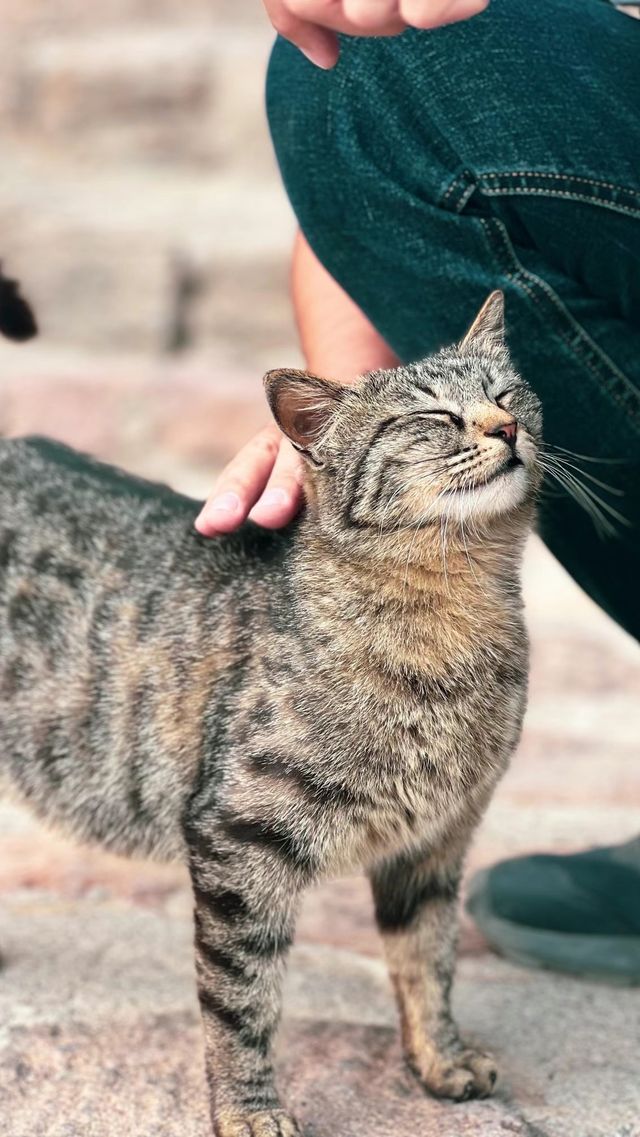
{"left": 186, "top": 817, "right": 306, "bottom": 1137}
{"left": 369, "top": 843, "right": 497, "bottom": 1102}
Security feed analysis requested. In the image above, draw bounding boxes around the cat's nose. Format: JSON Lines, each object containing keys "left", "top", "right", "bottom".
{"left": 485, "top": 419, "right": 517, "bottom": 448}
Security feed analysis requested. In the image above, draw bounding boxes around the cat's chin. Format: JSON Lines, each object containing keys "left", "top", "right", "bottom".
{"left": 443, "top": 463, "right": 531, "bottom": 522}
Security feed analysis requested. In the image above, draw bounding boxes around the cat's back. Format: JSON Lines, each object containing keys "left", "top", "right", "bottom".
{"left": 0, "top": 436, "right": 294, "bottom": 858}
{"left": 0, "top": 435, "right": 199, "bottom": 570}
{"left": 0, "top": 435, "right": 291, "bottom": 584}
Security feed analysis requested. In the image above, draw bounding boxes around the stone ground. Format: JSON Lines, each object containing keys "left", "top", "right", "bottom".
{"left": 1, "top": 3, "right": 640, "bottom": 1135}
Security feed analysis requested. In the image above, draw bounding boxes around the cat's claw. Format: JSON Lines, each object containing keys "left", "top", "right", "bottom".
{"left": 214, "top": 1109, "right": 302, "bottom": 1137}
{"left": 413, "top": 1046, "right": 498, "bottom": 1101}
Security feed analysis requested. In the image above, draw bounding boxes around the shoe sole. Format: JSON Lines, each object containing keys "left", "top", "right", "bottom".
{"left": 466, "top": 868, "right": 640, "bottom": 986}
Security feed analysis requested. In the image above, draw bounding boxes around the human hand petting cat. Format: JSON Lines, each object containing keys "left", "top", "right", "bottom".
{"left": 261, "top": 0, "right": 489, "bottom": 69}
{"left": 195, "top": 425, "right": 303, "bottom": 536}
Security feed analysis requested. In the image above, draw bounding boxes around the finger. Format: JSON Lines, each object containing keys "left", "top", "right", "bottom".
{"left": 399, "top": 0, "right": 488, "bottom": 30}
{"left": 270, "top": 3, "right": 340, "bottom": 68}
{"left": 437, "top": 0, "right": 490, "bottom": 25}
{"left": 341, "top": 0, "right": 405, "bottom": 33}
{"left": 248, "top": 438, "right": 305, "bottom": 529}
{"left": 195, "top": 425, "right": 281, "bottom": 536}
{"left": 286, "top": 0, "right": 371, "bottom": 36}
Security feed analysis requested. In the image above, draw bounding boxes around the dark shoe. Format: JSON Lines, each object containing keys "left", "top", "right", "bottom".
{"left": 466, "top": 838, "right": 640, "bottom": 984}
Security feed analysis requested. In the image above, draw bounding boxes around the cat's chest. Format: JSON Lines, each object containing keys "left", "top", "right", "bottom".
{"left": 357, "top": 640, "right": 527, "bottom": 759}
{"left": 330, "top": 652, "right": 527, "bottom": 867}
{"left": 338, "top": 716, "right": 515, "bottom": 873}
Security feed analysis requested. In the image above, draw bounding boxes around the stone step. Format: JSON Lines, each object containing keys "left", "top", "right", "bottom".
{"left": 0, "top": 148, "right": 297, "bottom": 358}
{"left": 1, "top": 24, "right": 276, "bottom": 169}
{"left": 1, "top": 872, "right": 638, "bottom": 1137}
{"left": 0, "top": 11, "right": 294, "bottom": 359}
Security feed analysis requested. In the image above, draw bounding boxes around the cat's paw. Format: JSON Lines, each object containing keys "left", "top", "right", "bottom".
{"left": 413, "top": 1046, "right": 498, "bottom": 1101}
{"left": 214, "top": 1108, "right": 302, "bottom": 1137}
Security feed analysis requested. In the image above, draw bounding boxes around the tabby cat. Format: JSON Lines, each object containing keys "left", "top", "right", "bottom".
{"left": 0, "top": 292, "right": 542, "bottom": 1137}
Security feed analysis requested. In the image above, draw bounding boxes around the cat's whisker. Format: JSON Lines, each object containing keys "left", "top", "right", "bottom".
{"left": 438, "top": 497, "right": 454, "bottom": 596}
{"left": 376, "top": 483, "right": 410, "bottom": 537}
{"left": 401, "top": 520, "right": 426, "bottom": 602}
{"left": 538, "top": 458, "right": 624, "bottom": 538}
{"left": 539, "top": 455, "right": 630, "bottom": 525}
{"left": 544, "top": 442, "right": 626, "bottom": 466}
{"left": 539, "top": 462, "right": 610, "bottom": 534}
{"left": 541, "top": 451, "right": 625, "bottom": 497}
{"left": 376, "top": 473, "right": 451, "bottom": 537}
{"left": 458, "top": 515, "right": 487, "bottom": 596}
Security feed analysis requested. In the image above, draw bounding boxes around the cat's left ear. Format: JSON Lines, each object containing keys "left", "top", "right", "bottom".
{"left": 264, "top": 369, "right": 345, "bottom": 466}
{"left": 460, "top": 290, "right": 505, "bottom": 354}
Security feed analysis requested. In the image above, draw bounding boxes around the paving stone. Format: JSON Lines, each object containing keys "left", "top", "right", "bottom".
{"left": 1, "top": 896, "right": 638, "bottom": 1137}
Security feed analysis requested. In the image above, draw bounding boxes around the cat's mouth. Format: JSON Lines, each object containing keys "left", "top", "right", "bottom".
{"left": 446, "top": 454, "right": 524, "bottom": 496}
{"left": 481, "top": 453, "right": 524, "bottom": 486}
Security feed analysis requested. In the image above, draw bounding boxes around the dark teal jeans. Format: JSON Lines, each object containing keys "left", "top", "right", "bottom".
{"left": 266, "top": 0, "right": 640, "bottom": 641}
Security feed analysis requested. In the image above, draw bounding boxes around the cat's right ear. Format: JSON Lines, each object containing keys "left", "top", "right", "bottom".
{"left": 264, "top": 369, "right": 345, "bottom": 466}
{"left": 459, "top": 290, "right": 505, "bottom": 355}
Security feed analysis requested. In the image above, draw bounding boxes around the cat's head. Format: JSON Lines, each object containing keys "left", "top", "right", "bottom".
{"left": 265, "top": 292, "right": 542, "bottom": 542}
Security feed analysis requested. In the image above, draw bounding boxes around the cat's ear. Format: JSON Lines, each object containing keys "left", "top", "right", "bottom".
{"left": 460, "top": 290, "right": 505, "bottom": 354}
{"left": 264, "top": 369, "right": 345, "bottom": 466}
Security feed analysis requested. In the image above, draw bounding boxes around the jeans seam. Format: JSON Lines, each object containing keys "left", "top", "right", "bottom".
{"left": 478, "top": 217, "right": 640, "bottom": 427}
{"left": 477, "top": 171, "right": 640, "bottom": 219}
{"left": 480, "top": 186, "right": 640, "bottom": 220}
{"left": 439, "top": 171, "right": 477, "bottom": 212}
{"left": 482, "top": 171, "right": 639, "bottom": 195}
{"left": 440, "top": 170, "right": 640, "bottom": 218}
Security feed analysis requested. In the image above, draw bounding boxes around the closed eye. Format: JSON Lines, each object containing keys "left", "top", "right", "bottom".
{"left": 412, "top": 409, "right": 464, "bottom": 429}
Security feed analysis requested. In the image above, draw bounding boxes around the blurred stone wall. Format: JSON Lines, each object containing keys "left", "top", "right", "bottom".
{"left": 0, "top": 1, "right": 297, "bottom": 369}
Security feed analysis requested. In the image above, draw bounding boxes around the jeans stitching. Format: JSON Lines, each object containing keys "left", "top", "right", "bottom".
{"left": 440, "top": 171, "right": 475, "bottom": 211}
{"left": 440, "top": 177, "right": 460, "bottom": 205}
{"left": 456, "top": 183, "right": 477, "bottom": 212}
{"left": 480, "top": 186, "right": 640, "bottom": 220}
{"left": 478, "top": 217, "right": 640, "bottom": 427}
{"left": 482, "top": 171, "right": 640, "bottom": 196}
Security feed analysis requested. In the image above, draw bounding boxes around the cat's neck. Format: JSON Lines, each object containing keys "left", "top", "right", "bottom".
{"left": 292, "top": 509, "right": 531, "bottom": 678}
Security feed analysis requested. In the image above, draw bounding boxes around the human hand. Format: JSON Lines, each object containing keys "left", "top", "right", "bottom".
{"left": 195, "top": 424, "right": 304, "bottom": 536}
{"left": 262, "top": 0, "right": 489, "bottom": 68}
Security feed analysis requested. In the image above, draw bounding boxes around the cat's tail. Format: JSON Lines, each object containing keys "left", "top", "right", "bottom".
{"left": 0, "top": 263, "right": 38, "bottom": 342}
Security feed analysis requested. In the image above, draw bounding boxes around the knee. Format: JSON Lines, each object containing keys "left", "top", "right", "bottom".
{"left": 266, "top": 32, "right": 454, "bottom": 266}
{"left": 266, "top": 8, "right": 509, "bottom": 243}
{"left": 266, "top": 0, "right": 580, "bottom": 236}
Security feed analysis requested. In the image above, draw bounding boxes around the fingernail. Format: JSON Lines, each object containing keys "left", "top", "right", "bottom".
{"left": 259, "top": 488, "right": 290, "bottom": 508}
{"left": 208, "top": 492, "right": 242, "bottom": 515}
{"left": 299, "top": 47, "right": 331, "bottom": 69}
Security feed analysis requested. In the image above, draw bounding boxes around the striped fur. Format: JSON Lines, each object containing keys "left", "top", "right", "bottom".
{"left": 0, "top": 294, "right": 541, "bottom": 1134}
